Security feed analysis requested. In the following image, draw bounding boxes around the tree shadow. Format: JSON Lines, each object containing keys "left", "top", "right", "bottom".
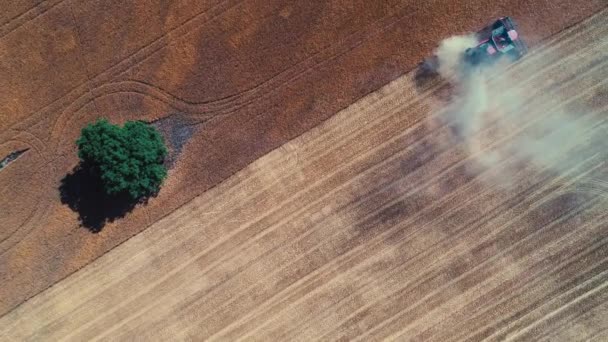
{"left": 59, "top": 162, "right": 147, "bottom": 233}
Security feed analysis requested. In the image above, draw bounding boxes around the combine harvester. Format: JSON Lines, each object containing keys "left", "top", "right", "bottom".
{"left": 419, "top": 16, "right": 528, "bottom": 77}
{"left": 464, "top": 16, "right": 528, "bottom": 66}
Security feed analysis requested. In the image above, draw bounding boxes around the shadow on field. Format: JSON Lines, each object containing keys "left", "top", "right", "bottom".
{"left": 414, "top": 57, "right": 441, "bottom": 92}
{"left": 59, "top": 162, "right": 145, "bottom": 233}
{"left": 347, "top": 118, "right": 476, "bottom": 242}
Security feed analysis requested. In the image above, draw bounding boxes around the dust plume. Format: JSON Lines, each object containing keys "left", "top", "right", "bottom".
{"left": 432, "top": 34, "right": 607, "bottom": 188}
{"left": 434, "top": 34, "right": 478, "bottom": 83}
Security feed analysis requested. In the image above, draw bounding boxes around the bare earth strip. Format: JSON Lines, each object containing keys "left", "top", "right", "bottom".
{"left": 1, "top": 8, "right": 608, "bottom": 341}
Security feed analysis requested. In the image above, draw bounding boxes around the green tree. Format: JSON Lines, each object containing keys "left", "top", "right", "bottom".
{"left": 76, "top": 118, "right": 168, "bottom": 200}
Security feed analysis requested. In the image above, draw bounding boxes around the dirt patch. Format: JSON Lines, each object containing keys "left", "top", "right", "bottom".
{"left": 150, "top": 114, "right": 199, "bottom": 169}
{"left": 0, "top": 148, "right": 28, "bottom": 171}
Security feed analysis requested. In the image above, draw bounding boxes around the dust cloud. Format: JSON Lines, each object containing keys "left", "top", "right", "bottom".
{"left": 432, "top": 34, "right": 606, "bottom": 188}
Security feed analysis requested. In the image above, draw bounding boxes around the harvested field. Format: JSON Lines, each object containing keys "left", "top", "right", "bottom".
{"left": 0, "top": 0, "right": 605, "bottom": 319}
{"left": 1, "top": 6, "right": 608, "bottom": 340}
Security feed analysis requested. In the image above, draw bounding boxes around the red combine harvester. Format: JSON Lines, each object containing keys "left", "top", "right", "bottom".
{"left": 415, "top": 16, "right": 528, "bottom": 86}
{"left": 464, "top": 16, "right": 528, "bottom": 66}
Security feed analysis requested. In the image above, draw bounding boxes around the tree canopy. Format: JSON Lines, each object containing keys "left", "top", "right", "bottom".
{"left": 76, "top": 118, "right": 168, "bottom": 200}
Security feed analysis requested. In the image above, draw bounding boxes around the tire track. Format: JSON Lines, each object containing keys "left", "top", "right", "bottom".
{"left": 0, "top": 0, "right": 66, "bottom": 39}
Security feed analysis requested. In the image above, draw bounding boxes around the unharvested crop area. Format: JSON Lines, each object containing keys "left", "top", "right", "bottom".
{"left": 1, "top": 4, "right": 608, "bottom": 340}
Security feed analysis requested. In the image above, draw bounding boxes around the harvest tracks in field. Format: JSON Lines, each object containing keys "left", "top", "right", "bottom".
{"left": 2, "top": 6, "right": 608, "bottom": 340}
